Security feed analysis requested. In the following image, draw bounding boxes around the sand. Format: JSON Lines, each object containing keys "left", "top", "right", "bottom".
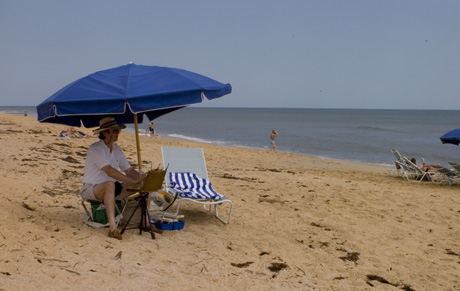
{"left": 0, "top": 113, "right": 459, "bottom": 290}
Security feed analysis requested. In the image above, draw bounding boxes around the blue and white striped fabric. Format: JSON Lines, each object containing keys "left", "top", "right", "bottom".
{"left": 168, "top": 172, "right": 224, "bottom": 200}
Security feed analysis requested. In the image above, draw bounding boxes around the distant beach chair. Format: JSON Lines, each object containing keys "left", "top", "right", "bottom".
{"left": 430, "top": 165, "right": 460, "bottom": 185}
{"left": 162, "top": 146, "right": 233, "bottom": 224}
{"left": 393, "top": 160, "right": 414, "bottom": 180}
{"left": 401, "top": 156, "right": 435, "bottom": 182}
{"left": 391, "top": 149, "right": 404, "bottom": 162}
{"left": 448, "top": 162, "right": 460, "bottom": 172}
{"left": 389, "top": 149, "right": 407, "bottom": 177}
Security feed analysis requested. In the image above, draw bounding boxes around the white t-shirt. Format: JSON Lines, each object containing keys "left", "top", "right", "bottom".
{"left": 82, "top": 140, "right": 131, "bottom": 185}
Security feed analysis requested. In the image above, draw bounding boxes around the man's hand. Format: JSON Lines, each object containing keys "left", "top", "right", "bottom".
{"left": 125, "top": 167, "right": 147, "bottom": 184}
{"left": 134, "top": 172, "right": 147, "bottom": 184}
{"left": 102, "top": 165, "right": 145, "bottom": 185}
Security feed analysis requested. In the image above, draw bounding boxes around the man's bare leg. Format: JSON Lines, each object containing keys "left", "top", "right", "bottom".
{"left": 94, "top": 181, "right": 117, "bottom": 231}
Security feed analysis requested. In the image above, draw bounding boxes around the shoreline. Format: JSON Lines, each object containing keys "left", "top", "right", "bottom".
{"left": 2, "top": 109, "right": 392, "bottom": 169}
{"left": 127, "top": 126, "right": 393, "bottom": 170}
{"left": 0, "top": 107, "right": 450, "bottom": 168}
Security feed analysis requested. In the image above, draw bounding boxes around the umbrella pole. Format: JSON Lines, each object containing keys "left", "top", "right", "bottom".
{"left": 133, "top": 114, "right": 142, "bottom": 173}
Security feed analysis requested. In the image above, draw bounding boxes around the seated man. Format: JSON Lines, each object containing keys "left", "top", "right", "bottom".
{"left": 80, "top": 117, "right": 147, "bottom": 240}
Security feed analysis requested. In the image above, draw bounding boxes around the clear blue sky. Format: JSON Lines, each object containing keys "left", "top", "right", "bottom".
{"left": 1, "top": 0, "right": 459, "bottom": 109}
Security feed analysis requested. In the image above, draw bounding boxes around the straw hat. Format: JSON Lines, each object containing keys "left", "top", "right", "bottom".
{"left": 93, "top": 117, "right": 126, "bottom": 134}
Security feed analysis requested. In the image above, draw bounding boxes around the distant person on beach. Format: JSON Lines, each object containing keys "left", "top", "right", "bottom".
{"left": 147, "top": 121, "right": 155, "bottom": 136}
{"left": 80, "top": 117, "right": 147, "bottom": 240}
{"left": 410, "top": 158, "right": 439, "bottom": 172}
{"left": 59, "top": 128, "right": 72, "bottom": 138}
{"left": 269, "top": 129, "right": 278, "bottom": 151}
{"left": 24, "top": 111, "right": 27, "bottom": 116}
{"left": 59, "top": 127, "right": 94, "bottom": 138}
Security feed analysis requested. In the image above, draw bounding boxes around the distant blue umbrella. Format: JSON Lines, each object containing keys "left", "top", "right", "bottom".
{"left": 36, "top": 63, "right": 232, "bottom": 169}
{"left": 440, "top": 128, "right": 460, "bottom": 146}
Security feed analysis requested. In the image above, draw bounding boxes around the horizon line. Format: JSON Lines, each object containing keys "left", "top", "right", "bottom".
{"left": 1, "top": 104, "right": 459, "bottom": 111}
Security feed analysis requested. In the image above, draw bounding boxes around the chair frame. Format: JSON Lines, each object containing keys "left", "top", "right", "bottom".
{"left": 431, "top": 165, "right": 460, "bottom": 185}
{"left": 401, "top": 157, "right": 436, "bottom": 182}
{"left": 391, "top": 149, "right": 404, "bottom": 162}
{"left": 81, "top": 198, "right": 126, "bottom": 227}
{"left": 448, "top": 162, "right": 460, "bottom": 172}
{"left": 162, "top": 147, "right": 233, "bottom": 224}
{"left": 389, "top": 149, "right": 409, "bottom": 178}
{"left": 394, "top": 161, "right": 417, "bottom": 181}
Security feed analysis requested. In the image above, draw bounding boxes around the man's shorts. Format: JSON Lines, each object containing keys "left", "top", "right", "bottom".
{"left": 80, "top": 181, "right": 123, "bottom": 201}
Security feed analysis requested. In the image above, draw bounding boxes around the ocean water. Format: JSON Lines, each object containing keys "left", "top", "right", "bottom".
{"left": 3, "top": 106, "right": 460, "bottom": 167}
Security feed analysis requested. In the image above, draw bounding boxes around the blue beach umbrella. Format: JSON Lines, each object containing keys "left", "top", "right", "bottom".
{"left": 37, "top": 63, "right": 232, "bottom": 169}
{"left": 440, "top": 128, "right": 460, "bottom": 146}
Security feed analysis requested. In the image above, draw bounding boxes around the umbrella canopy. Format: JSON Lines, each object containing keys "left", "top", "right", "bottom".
{"left": 37, "top": 63, "right": 232, "bottom": 127}
{"left": 37, "top": 63, "right": 232, "bottom": 170}
{"left": 440, "top": 128, "right": 460, "bottom": 146}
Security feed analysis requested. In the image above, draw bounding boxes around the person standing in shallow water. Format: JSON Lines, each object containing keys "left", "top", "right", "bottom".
{"left": 269, "top": 129, "right": 278, "bottom": 151}
{"left": 147, "top": 121, "right": 155, "bottom": 136}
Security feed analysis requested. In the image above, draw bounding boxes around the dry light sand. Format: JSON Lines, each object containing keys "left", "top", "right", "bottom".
{"left": 0, "top": 113, "right": 459, "bottom": 290}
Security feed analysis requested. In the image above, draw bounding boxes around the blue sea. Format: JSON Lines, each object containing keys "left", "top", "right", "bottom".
{"left": 3, "top": 106, "right": 460, "bottom": 167}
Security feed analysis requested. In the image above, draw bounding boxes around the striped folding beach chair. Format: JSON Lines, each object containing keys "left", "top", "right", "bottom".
{"left": 169, "top": 172, "right": 225, "bottom": 200}
{"left": 162, "top": 147, "right": 233, "bottom": 224}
